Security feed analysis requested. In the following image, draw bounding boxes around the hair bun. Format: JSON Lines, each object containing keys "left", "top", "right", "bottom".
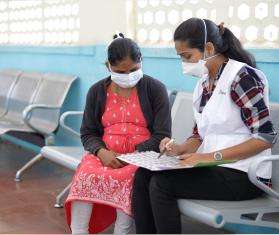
{"left": 113, "top": 32, "right": 125, "bottom": 40}
{"left": 218, "top": 22, "right": 225, "bottom": 35}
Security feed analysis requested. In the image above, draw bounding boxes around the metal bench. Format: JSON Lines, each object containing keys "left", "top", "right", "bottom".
{"left": 171, "top": 92, "right": 279, "bottom": 231}
{"left": 171, "top": 91, "right": 194, "bottom": 144}
{"left": 168, "top": 89, "right": 178, "bottom": 109}
{"left": 0, "top": 69, "right": 22, "bottom": 117}
{"left": 41, "top": 111, "right": 84, "bottom": 207}
{"left": 0, "top": 69, "right": 77, "bottom": 181}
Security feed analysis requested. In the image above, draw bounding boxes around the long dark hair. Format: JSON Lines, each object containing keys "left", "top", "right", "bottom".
{"left": 107, "top": 33, "right": 142, "bottom": 66}
{"left": 174, "top": 18, "right": 256, "bottom": 68}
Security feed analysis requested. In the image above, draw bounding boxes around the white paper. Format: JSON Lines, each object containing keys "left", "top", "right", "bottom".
{"left": 117, "top": 151, "right": 192, "bottom": 171}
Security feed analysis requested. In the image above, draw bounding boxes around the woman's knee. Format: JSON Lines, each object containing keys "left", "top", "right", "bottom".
{"left": 149, "top": 173, "right": 173, "bottom": 200}
{"left": 133, "top": 168, "right": 153, "bottom": 190}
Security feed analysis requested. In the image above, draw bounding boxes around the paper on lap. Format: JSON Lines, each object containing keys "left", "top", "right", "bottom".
{"left": 117, "top": 151, "right": 191, "bottom": 171}
{"left": 117, "top": 151, "right": 237, "bottom": 171}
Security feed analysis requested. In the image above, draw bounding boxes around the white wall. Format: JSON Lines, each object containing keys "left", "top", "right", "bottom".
{"left": 79, "top": 0, "right": 135, "bottom": 45}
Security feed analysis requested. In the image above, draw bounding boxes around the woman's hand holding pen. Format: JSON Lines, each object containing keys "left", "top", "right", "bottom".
{"left": 159, "top": 137, "right": 182, "bottom": 156}
{"left": 159, "top": 138, "right": 214, "bottom": 166}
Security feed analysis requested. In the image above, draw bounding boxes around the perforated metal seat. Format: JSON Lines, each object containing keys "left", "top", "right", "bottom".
{"left": 41, "top": 146, "right": 83, "bottom": 171}
{"left": 24, "top": 72, "right": 77, "bottom": 135}
{"left": 39, "top": 111, "right": 83, "bottom": 207}
{"left": 0, "top": 70, "right": 79, "bottom": 182}
{"left": 0, "top": 71, "right": 42, "bottom": 134}
{"left": 171, "top": 91, "right": 194, "bottom": 143}
{"left": 0, "top": 69, "right": 22, "bottom": 117}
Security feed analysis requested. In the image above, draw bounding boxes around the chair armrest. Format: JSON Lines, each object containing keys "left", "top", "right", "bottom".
{"left": 59, "top": 111, "right": 83, "bottom": 137}
{"left": 248, "top": 155, "right": 279, "bottom": 199}
{"left": 23, "top": 104, "right": 61, "bottom": 136}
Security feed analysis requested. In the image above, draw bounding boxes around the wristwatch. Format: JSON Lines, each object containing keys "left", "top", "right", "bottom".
{"left": 213, "top": 151, "right": 223, "bottom": 161}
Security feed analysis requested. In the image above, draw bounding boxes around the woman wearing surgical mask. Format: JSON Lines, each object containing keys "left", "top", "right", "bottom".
{"left": 132, "top": 18, "right": 277, "bottom": 234}
{"left": 65, "top": 34, "right": 171, "bottom": 234}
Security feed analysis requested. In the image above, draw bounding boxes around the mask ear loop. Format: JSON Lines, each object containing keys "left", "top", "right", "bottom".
{"left": 201, "top": 19, "right": 207, "bottom": 60}
{"left": 108, "top": 63, "right": 112, "bottom": 72}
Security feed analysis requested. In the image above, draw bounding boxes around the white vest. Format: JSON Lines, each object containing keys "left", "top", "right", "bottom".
{"left": 193, "top": 59, "right": 272, "bottom": 179}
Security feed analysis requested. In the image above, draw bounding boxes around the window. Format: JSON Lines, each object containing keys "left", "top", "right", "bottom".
{"left": 135, "top": 0, "right": 279, "bottom": 47}
{"left": 0, "top": 0, "right": 80, "bottom": 45}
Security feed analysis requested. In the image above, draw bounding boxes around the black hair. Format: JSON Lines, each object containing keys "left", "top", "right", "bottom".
{"left": 174, "top": 18, "right": 256, "bottom": 68}
{"left": 107, "top": 33, "right": 142, "bottom": 66}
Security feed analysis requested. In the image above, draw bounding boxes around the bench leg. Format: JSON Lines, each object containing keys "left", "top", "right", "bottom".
{"left": 15, "top": 153, "right": 44, "bottom": 182}
{"left": 54, "top": 183, "right": 71, "bottom": 208}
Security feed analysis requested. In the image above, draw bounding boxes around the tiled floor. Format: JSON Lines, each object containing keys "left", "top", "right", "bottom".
{"left": 0, "top": 140, "right": 229, "bottom": 234}
{"left": 0, "top": 140, "right": 75, "bottom": 233}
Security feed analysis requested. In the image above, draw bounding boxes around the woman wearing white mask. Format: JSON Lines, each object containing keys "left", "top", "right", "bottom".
{"left": 132, "top": 18, "right": 277, "bottom": 234}
{"left": 65, "top": 34, "right": 171, "bottom": 234}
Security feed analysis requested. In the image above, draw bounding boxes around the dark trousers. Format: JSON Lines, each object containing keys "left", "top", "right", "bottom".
{"left": 131, "top": 167, "right": 263, "bottom": 234}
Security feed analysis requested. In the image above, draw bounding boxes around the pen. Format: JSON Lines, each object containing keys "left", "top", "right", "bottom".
{"left": 158, "top": 139, "right": 175, "bottom": 159}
